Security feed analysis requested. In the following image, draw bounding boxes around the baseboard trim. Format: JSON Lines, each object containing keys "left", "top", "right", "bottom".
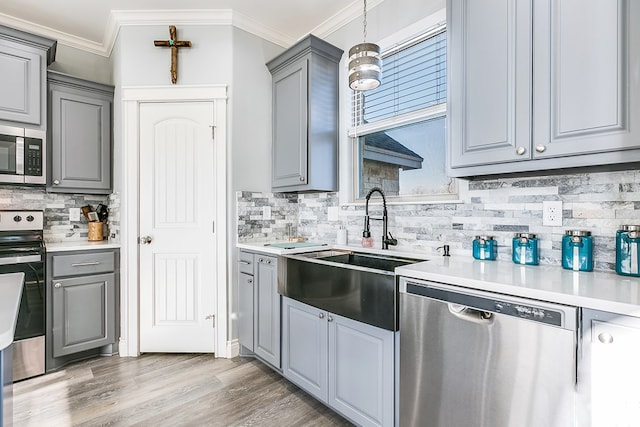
{"left": 226, "top": 339, "right": 239, "bottom": 358}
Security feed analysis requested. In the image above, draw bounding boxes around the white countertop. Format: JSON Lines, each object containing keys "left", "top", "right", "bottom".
{"left": 46, "top": 240, "right": 121, "bottom": 253}
{"left": 0, "top": 272, "right": 25, "bottom": 351}
{"left": 397, "top": 257, "right": 640, "bottom": 317}
{"left": 237, "top": 241, "right": 432, "bottom": 260}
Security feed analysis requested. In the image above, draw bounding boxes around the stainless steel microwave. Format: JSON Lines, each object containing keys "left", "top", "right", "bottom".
{"left": 0, "top": 125, "right": 45, "bottom": 185}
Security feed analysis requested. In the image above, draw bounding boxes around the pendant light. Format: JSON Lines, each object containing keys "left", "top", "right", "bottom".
{"left": 348, "top": 0, "right": 381, "bottom": 91}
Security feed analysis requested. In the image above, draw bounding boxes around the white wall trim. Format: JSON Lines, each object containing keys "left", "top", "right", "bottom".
{"left": 227, "top": 339, "right": 240, "bottom": 358}
{"left": 120, "top": 84, "right": 229, "bottom": 358}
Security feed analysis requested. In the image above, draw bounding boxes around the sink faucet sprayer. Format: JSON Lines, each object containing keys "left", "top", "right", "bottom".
{"left": 362, "top": 187, "right": 398, "bottom": 250}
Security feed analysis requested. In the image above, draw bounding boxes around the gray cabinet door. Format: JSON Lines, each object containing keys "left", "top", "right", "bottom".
{"left": 254, "top": 255, "right": 281, "bottom": 368}
{"left": 282, "top": 297, "right": 328, "bottom": 403}
{"left": 51, "top": 273, "right": 115, "bottom": 357}
{"left": 328, "top": 314, "right": 394, "bottom": 427}
{"left": 0, "top": 40, "right": 42, "bottom": 125}
{"left": 448, "top": 0, "right": 533, "bottom": 169}
{"left": 49, "top": 88, "right": 111, "bottom": 193}
{"left": 272, "top": 58, "right": 308, "bottom": 188}
{"left": 238, "top": 272, "right": 254, "bottom": 351}
{"left": 532, "top": 0, "right": 640, "bottom": 158}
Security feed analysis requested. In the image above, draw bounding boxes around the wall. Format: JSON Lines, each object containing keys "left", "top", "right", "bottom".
{"left": 48, "top": 44, "right": 113, "bottom": 85}
{"left": 237, "top": 169, "right": 640, "bottom": 272}
{"left": 112, "top": 23, "right": 283, "bottom": 348}
{"left": 0, "top": 185, "right": 109, "bottom": 242}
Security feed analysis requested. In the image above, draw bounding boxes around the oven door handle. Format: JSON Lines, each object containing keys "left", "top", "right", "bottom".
{"left": 0, "top": 254, "right": 42, "bottom": 265}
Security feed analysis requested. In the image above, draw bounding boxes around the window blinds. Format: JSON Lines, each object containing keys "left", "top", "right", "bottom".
{"left": 352, "top": 26, "right": 446, "bottom": 129}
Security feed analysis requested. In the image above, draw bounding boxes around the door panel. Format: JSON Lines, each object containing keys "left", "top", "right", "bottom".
{"left": 533, "top": 0, "right": 639, "bottom": 157}
{"left": 139, "top": 101, "right": 216, "bottom": 353}
{"left": 52, "top": 273, "right": 115, "bottom": 357}
{"left": 282, "top": 297, "right": 328, "bottom": 402}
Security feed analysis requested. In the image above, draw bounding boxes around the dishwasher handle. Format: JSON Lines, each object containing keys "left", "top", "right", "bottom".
{"left": 448, "top": 303, "right": 494, "bottom": 325}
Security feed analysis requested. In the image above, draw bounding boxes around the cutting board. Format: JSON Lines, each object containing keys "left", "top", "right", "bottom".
{"left": 265, "top": 242, "right": 326, "bottom": 249}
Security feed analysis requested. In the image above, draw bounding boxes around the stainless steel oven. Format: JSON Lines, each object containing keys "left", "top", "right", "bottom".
{"left": 0, "top": 211, "right": 46, "bottom": 381}
{"left": 0, "top": 125, "right": 46, "bottom": 185}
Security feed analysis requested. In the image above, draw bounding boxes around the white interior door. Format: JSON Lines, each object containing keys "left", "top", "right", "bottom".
{"left": 139, "top": 101, "right": 217, "bottom": 353}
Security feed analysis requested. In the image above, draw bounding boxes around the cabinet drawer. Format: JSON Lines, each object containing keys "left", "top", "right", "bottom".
{"left": 52, "top": 251, "right": 115, "bottom": 277}
{"left": 239, "top": 251, "right": 255, "bottom": 275}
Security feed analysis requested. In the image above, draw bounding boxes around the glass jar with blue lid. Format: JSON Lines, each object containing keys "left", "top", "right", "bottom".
{"left": 616, "top": 225, "right": 640, "bottom": 276}
{"left": 512, "top": 233, "right": 539, "bottom": 265}
{"left": 562, "top": 230, "right": 593, "bottom": 271}
{"left": 473, "top": 236, "right": 497, "bottom": 260}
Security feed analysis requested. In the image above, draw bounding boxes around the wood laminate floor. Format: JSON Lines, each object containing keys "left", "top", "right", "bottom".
{"left": 13, "top": 354, "right": 354, "bottom": 427}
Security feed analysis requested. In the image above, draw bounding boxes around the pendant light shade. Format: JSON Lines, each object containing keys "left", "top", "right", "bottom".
{"left": 348, "top": 0, "right": 381, "bottom": 91}
{"left": 348, "top": 43, "right": 381, "bottom": 90}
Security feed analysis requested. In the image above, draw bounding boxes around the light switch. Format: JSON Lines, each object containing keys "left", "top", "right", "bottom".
{"left": 262, "top": 206, "right": 272, "bottom": 220}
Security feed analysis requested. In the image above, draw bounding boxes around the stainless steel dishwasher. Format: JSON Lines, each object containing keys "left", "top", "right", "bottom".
{"left": 399, "top": 278, "right": 578, "bottom": 427}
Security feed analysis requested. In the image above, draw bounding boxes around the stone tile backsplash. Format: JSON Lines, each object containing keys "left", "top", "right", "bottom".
{"left": 0, "top": 185, "right": 110, "bottom": 243}
{"left": 237, "top": 169, "right": 640, "bottom": 271}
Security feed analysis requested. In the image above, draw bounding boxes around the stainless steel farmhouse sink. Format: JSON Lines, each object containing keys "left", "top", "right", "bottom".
{"left": 280, "top": 250, "right": 424, "bottom": 331}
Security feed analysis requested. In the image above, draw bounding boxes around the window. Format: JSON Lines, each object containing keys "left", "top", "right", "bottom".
{"left": 350, "top": 23, "right": 454, "bottom": 201}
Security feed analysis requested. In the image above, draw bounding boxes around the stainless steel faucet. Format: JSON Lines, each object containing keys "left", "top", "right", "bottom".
{"left": 364, "top": 187, "right": 398, "bottom": 250}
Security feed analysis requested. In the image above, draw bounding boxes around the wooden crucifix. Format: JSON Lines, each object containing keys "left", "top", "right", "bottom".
{"left": 154, "top": 25, "right": 192, "bottom": 84}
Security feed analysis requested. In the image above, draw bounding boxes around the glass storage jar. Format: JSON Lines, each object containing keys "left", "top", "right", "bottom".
{"left": 616, "top": 225, "right": 640, "bottom": 277}
{"left": 473, "top": 236, "right": 497, "bottom": 261}
{"left": 512, "top": 233, "right": 539, "bottom": 265}
{"left": 562, "top": 230, "right": 593, "bottom": 272}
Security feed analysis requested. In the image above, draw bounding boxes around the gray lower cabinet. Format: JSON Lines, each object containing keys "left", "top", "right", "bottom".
{"left": 267, "top": 35, "right": 343, "bottom": 192}
{"left": 48, "top": 70, "right": 113, "bottom": 193}
{"left": 46, "top": 249, "right": 119, "bottom": 371}
{"left": 448, "top": 0, "right": 640, "bottom": 177}
{"left": 282, "top": 297, "right": 395, "bottom": 427}
{"left": 237, "top": 250, "right": 281, "bottom": 369}
{"left": 0, "top": 25, "right": 55, "bottom": 127}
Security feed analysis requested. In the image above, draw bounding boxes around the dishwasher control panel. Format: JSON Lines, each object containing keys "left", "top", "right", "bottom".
{"left": 493, "top": 302, "right": 562, "bottom": 327}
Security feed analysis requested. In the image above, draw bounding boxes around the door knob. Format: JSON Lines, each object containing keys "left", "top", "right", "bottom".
{"left": 140, "top": 235, "right": 153, "bottom": 245}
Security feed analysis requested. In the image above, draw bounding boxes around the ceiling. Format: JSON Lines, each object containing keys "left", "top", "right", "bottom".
{"left": 0, "top": 0, "right": 381, "bottom": 56}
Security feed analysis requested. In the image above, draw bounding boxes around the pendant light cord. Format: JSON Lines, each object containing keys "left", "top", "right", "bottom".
{"left": 363, "top": 0, "right": 368, "bottom": 42}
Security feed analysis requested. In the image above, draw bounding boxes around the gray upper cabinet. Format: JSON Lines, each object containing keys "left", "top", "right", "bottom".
{"left": 0, "top": 25, "right": 56, "bottom": 128}
{"left": 267, "top": 35, "right": 343, "bottom": 192}
{"left": 448, "top": 0, "right": 640, "bottom": 177}
{"left": 48, "top": 71, "right": 113, "bottom": 193}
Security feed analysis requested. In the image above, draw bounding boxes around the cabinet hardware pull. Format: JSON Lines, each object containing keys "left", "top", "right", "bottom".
{"left": 327, "top": 316, "right": 333, "bottom": 322}
{"left": 258, "top": 258, "right": 264, "bottom": 263}
{"left": 299, "top": 176, "right": 305, "bottom": 182}
{"left": 319, "top": 313, "right": 325, "bottom": 319}
{"left": 54, "top": 283, "right": 61, "bottom": 288}
{"left": 598, "top": 332, "right": 614, "bottom": 344}
{"left": 53, "top": 180, "right": 60, "bottom": 185}
{"left": 515, "top": 146, "right": 526, "bottom": 155}
{"left": 247, "top": 279, "right": 253, "bottom": 284}
{"left": 535, "top": 145, "right": 546, "bottom": 153}
{"left": 71, "top": 261, "right": 101, "bottom": 267}
{"left": 239, "top": 260, "right": 251, "bottom": 265}
{"left": 267, "top": 259, "right": 272, "bottom": 264}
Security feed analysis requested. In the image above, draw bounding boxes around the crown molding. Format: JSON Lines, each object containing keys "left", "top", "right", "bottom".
{"left": 0, "top": 12, "right": 106, "bottom": 56}
{"left": 310, "top": 0, "right": 384, "bottom": 40}
{"left": 0, "top": 1, "right": 382, "bottom": 58}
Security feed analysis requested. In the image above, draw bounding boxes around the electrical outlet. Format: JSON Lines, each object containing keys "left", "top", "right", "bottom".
{"left": 69, "top": 208, "right": 81, "bottom": 222}
{"left": 542, "top": 201, "right": 563, "bottom": 226}
{"left": 262, "top": 206, "right": 271, "bottom": 220}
